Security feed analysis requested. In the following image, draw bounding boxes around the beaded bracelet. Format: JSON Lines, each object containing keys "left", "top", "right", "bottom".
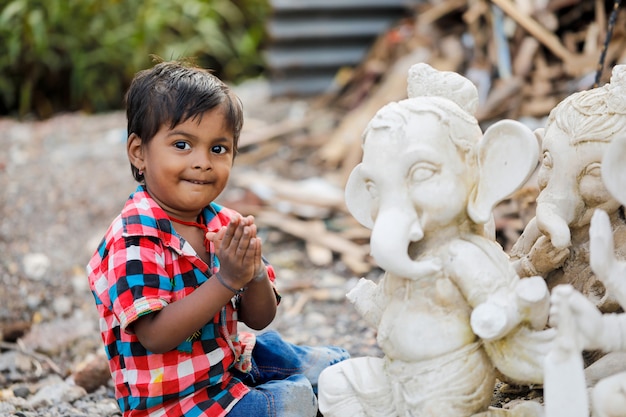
{"left": 215, "top": 272, "right": 245, "bottom": 295}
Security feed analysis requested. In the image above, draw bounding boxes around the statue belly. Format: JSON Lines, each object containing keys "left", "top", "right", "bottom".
{"left": 377, "top": 300, "right": 475, "bottom": 362}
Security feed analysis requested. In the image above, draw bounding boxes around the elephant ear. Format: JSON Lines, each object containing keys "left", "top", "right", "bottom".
{"left": 534, "top": 127, "right": 545, "bottom": 148}
{"left": 602, "top": 133, "right": 626, "bottom": 206}
{"left": 468, "top": 120, "right": 539, "bottom": 224}
{"left": 345, "top": 163, "right": 375, "bottom": 229}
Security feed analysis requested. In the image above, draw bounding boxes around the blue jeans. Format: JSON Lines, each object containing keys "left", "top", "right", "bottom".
{"left": 228, "top": 331, "right": 350, "bottom": 417}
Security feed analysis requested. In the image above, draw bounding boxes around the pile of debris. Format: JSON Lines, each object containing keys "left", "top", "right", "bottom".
{"left": 233, "top": 0, "right": 626, "bottom": 274}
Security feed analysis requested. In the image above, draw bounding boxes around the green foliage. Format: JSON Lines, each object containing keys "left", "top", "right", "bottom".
{"left": 0, "top": 0, "right": 270, "bottom": 118}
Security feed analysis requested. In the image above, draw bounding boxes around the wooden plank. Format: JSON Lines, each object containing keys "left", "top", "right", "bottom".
{"left": 258, "top": 211, "right": 371, "bottom": 262}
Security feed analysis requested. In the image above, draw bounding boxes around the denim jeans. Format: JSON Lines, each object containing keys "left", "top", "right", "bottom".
{"left": 228, "top": 331, "right": 350, "bottom": 417}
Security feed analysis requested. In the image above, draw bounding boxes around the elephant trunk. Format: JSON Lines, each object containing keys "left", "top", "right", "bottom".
{"left": 535, "top": 201, "right": 573, "bottom": 250}
{"left": 369, "top": 206, "right": 428, "bottom": 277}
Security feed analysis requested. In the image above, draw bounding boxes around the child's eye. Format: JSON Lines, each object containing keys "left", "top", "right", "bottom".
{"left": 174, "top": 141, "right": 191, "bottom": 150}
{"left": 211, "top": 145, "right": 227, "bottom": 154}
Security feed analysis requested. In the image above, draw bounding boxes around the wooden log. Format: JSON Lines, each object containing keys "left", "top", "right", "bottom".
{"left": 519, "top": 96, "right": 560, "bottom": 118}
{"left": 341, "top": 253, "right": 374, "bottom": 276}
{"left": 513, "top": 37, "right": 540, "bottom": 78}
{"left": 235, "top": 141, "right": 282, "bottom": 166}
{"left": 258, "top": 211, "right": 369, "bottom": 260}
{"left": 417, "top": 0, "right": 468, "bottom": 27}
{"left": 238, "top": 115, "right": 315, "bottom": 148}
{"left": 490, "top": 0, "right": 598, "bottom": 76}
{"left": 317, "top": 47, "right": 432, "bottom": 169}
{"left": 546, "top": 0, "right": 583, "bottom": 12}
{"left": 475, "top": 76, "right": 524, "bottom": 121}
{"left": 233, "top": 172, "right": 346, "bottom": 212}
{"left": 305, "top": 220, "right": 335, "bottom": 266}
{"left": 257, "top": 211, "right": 372, "bottom": 273}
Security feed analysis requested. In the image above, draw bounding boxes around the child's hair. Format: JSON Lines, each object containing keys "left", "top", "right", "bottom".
{"left": 125, "top": 59, "right": 244, "bottom": 182}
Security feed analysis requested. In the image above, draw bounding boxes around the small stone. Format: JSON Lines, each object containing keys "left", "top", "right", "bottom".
{"left": 0, "top": 388, "right": 15, "bottom": 400}
{"left": 73, "top": 354, "right": 112, "bottom": 393}
{"left": 52, "top": 296, "right": 73, "bottom": 316}
{"left": 13, "top": 385, "right": 31, "bottom": 398}
{"left": 304, "top": 311, "right": 327, "bottom": 327}
{"left": 28, "top": 379, "right": 87, "bottom": 408}
{"left": 22, "top": 253, "right": 50, "bottom": 280}
{"left": 20, "top": 316, "right": 95, "bottom": 354}
{"left": 0, "top": 401, "right": 17, "bottom": 414}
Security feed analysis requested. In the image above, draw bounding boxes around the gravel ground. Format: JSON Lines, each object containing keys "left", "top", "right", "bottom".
{"left": 0, "top": 83, "right": 543, "bottom": 415}
{"left": 0, "top": 91, "right": 384, "bottom": 416}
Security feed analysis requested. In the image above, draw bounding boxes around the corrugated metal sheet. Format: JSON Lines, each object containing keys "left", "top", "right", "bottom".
{"left": 264, "top": 0, "right": 423, "bottom": 97}
{"left": 267, "top": 17, "right": 396, "bottom": 41}
{"left": 269, "top": 0, "right": 421, "bottom": 11}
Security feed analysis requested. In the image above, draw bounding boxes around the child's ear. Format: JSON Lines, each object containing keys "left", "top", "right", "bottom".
{"left": 127, "top": 133, "right": 144, "bottom": 169}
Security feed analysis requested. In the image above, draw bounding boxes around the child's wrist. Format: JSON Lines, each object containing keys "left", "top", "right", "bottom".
{"left": 215, "top": 272, "right": 246, "bottom": 295}
{"left": 252, "top": 266, "right": 267, "bottom": 283}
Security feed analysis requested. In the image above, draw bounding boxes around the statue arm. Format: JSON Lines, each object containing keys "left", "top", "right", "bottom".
{"left": 449, "top": 240, "right": 549, "bottom": 340}
{"left": 510, "top": 217, "right": 541, "bottom": 276}
{"left": 550, "top": 284, "right": 626, "bottom": 352}
{"left": 510, "top": 217, "right": 541, "bottom": 259}
{"left": 449, "top": 240, "right": 515, "bottom": 306}
{"left": 590, "top": 209, "right": 626, "bottom": 308}
{"left": 600, "top": 314, "right": 626, "bottom": 352}
{"left": 547, "top": 211, "right": 626, "bottom": 356}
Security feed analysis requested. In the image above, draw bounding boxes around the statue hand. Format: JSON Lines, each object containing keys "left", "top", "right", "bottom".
{"left": 347, "top": 278, "right": 384, "bottom": 327}
{"left": 549, "top": 284, "right": 604, "bottom": 352}
{"left": 526, "top": 235, "right": 570, "bottom": 276}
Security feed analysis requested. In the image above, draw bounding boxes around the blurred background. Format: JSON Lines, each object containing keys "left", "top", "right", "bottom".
{"left": 0, "top": 0, "right": 272, "bottom": 118}
{"left": 0, "top": 0, "right": 420, "bottom": 118}
{"left": 3, "top": 0, "right": 623, "bottom": 120}
{"left": 1, "top": 1, "right": 626, "bottom": 414}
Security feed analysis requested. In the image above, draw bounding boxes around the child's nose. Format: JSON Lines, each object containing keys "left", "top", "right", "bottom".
{"left": 193, "top": 150, "right": 213, "bottom": 170}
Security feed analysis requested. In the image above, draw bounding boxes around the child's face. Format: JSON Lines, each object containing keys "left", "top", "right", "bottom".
{"left": 134, "top": 107, "right": 235, "bottom": 220}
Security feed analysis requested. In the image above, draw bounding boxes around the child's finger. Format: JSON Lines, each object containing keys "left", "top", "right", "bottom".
{"left": 252, "top": 237, "right": 262, "bottom": 271}
{"left": 229, "top": 222, "right": 249, "bottom": 253}
{"left": 205, "top": 229, "right": 221, "bottom": 241}
{"left": 221, "top": 217, "right": 241, "bottom": 248}
{"left": 247, "top": 222, "right": 257, "bottom": 239}
{"left": 238, "top": 226, "right": 259, "bottom": 258}
{"left": 241, "top": 215, "right": 255, "bottom": 226}
{"left": 206, "top": 226, "right": 226, "bottom": 251}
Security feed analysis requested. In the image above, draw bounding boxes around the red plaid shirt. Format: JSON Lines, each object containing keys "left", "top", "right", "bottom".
{"left": 87, "top": 186, "right": 277, "bottom": 416}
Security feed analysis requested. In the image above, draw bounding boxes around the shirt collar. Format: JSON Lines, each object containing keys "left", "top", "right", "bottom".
{"left": 120, "top": 185, "right": 183, "bottom": 251}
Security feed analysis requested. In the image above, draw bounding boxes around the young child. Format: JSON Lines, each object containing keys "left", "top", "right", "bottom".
{"left": 87, "top": 60, "right": 349, "bottom": 417}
